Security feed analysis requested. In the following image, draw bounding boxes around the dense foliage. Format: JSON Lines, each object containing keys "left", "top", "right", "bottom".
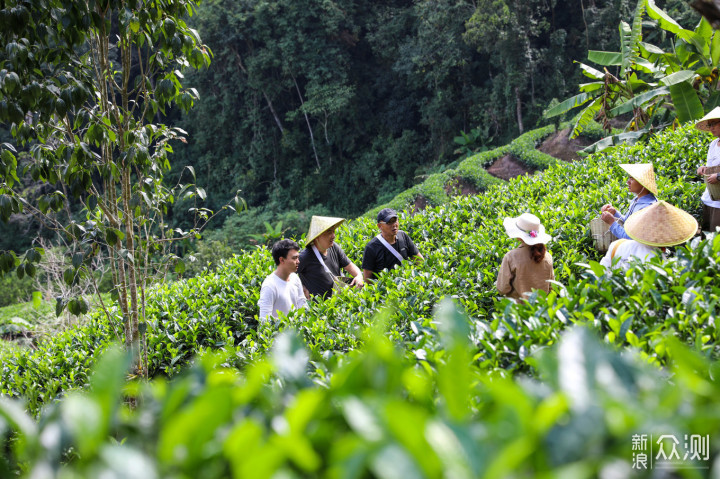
{"left": 169, "top": 0, "right": 698, "bottom": 222}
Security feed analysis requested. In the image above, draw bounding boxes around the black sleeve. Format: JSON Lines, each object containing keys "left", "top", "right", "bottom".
{"left": 334, "top": 244, "right": 351, "bottom": 269}
{"left": 297, "top": 248, "right": 310, "bottom": 276}
{"left": 402, "top": 232, "right": 419, "bottom": 257}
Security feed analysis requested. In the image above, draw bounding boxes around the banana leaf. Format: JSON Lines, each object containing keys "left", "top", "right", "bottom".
{"left": 609, "top": 87, "right": 670, "bottom": 116}
{"left": 660, "top": 70, "right": 696, "bottom": 86}
{"left": 669, "top": 82, "right": 704, "bottom": 123}
{"left": 588, "top": 50, "right": 621, "bottom": 66}
{"left": 544, "top": 92, "right": 598, "bottom": 119}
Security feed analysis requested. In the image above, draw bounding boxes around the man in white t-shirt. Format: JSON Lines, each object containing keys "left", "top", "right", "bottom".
{"left": 258, "top": 239, "right": 308, "bottom": 322}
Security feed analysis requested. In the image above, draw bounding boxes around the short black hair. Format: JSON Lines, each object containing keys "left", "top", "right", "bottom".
{"left": 271, "top": 239, "right": 300, "bottom": 265}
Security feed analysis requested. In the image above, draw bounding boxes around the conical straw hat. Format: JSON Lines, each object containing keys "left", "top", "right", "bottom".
{"left": 624, "top": 200, "right": 698, "bottom": 247}
{"left": 619, "top": 163, "right": 658, "bottom": 196}
{"left": 695, "top": 106, "right": 720, "bottom": 131}
{"left": 305, "top": 216, "right": 345, "bottom": 246}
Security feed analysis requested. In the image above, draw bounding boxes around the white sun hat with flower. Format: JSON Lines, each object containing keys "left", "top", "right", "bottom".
{"left": 503, "top": 213, "right": 552, "bottom": 245}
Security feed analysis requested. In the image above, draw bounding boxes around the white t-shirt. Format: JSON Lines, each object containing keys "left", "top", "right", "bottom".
{"left": 600, "top": 239, "right": 659, "bottom": 270}
{"left": 702, "top": 138, "right": 720, "bottom": 208}
{"left": 258, "top": 272, "right": 307, "bottom": 321}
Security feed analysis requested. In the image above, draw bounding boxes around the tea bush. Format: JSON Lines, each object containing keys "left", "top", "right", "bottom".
{"left": 0, "top": 123, "right": 713, "bottom": 413}
{"left": 1, "top": 306, "right": 719, "bottom": 477}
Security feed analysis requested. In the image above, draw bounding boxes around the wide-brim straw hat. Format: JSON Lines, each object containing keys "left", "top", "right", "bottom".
{"left": 305, "top": 216, "right": 345, "bottom": 246}
{"left": 503, "top": 213, "right": 552, "bottom": 246}
{"left": 624, "top": 200, "right": 698, "bottom": 247}
{"left": 619, "top": 163, "right": 658, "bottom": 196}
{"left": 695, "top": 106, "right": 720, "bottom": 131}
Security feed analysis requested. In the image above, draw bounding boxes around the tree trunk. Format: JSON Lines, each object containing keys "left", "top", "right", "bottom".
{"left": 292, "top": 74, "right": 321, "bottom": 170}
{"left": 515, "top": 87, "right": 524, "bottom": 133}
{"left": 231, "top": 47, "right": 284, "bottom": 135}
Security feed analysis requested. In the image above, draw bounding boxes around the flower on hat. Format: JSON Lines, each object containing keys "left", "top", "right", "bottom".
{"left": 529, "top": 230, "right": 538, "bottom": 238}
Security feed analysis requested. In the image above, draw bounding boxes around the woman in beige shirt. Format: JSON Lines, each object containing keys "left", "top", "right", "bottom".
{"left": 496, "top": 213, "right": 554, "bottom": 300}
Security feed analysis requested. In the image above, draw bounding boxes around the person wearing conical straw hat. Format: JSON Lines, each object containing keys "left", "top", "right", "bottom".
{"left": 600, "top": 201, "right": 698, "bottom": 270}
{"left": 496, "top": 212, "right": 555, "bottom": 301}
{"left": 695, "top": 106, "right": 720, "bottom": 232}
{"left": 297, "top": 216, "right": 364, "bottom": 298}
{"left": 600, "top": 163, "right": 658, "bottom": 239}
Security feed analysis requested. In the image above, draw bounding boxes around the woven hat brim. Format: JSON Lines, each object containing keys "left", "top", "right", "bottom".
{"left": 619, "top": 163, "right": 658, "bottom": 196}
{"left": 624, "top": 201, "right": 698, "bottom": 247}
{"left": 502, "top": 217, "right": 552, "bottom": 245}
{"left": 305, "top": 216, "right": 345, "bottom": 246}
{"left": 696, "top": 106, "right": 720, "bottom": 131}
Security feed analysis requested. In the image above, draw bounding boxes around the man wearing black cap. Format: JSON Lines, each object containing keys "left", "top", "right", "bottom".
{"left": 362, "top": 208, "right": 423, "bottom": 280}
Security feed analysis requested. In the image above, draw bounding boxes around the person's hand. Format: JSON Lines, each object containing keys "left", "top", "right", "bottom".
{"left": 601, "top": 211, "right": 616, "bottom": 225}
{"left": 303, "top": 286, "right": 310, "bottom": 299}
{"left": 698, "top": 166, "right": 707, "bottom": 176}
{"left": 350, "top": 274, "right": 364, "bottom": 289}
{"left": 708, "top": 173, "right": 719, "bottom": 184}
{"left": 600, "top": 204, "right": 616, "bottom": 215}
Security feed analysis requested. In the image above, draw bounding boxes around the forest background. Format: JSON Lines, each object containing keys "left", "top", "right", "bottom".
{"left": 0, "top": 0, "right": 702, "bottom": 304}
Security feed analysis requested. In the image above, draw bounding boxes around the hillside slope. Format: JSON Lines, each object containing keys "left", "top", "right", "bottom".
{"left": 0, "top": 124, "right": 714, "bottom": 412}
{"left": 364, "top": 123, "right": 606, "bottom": 219}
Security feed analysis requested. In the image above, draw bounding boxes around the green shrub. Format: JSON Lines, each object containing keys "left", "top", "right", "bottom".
{"left": 453, "top": 145, "right": 509, "bottom": 185}
{"left": 507, "top": 124, "right": 557, "bottom": 169}
{"left": 1, "top": 306, "right": 719, "bottom": 477}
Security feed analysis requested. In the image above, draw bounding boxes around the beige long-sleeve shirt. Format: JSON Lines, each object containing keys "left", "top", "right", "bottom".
{"left": 496, "top": 245, "right": 554, "bottom": 300}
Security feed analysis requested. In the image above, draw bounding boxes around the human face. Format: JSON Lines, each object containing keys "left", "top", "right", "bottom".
{"left": 627, "top": 176, "right": 645, "bottom": 195}
{"left": 708, "top": 119, "right": 720, "bottom": 138}
{"left": 378, "top": 216, "right": 399, "bottom": 239}
{"left": 280, "top": 248, "right": 300, "bottom": 273}
{"left": 314, "top": 227, "right": 336, "bottom": 252}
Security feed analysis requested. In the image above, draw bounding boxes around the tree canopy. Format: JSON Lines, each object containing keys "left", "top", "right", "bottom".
{"left": 172, "top": 0, "right": 665, "bottom": 221}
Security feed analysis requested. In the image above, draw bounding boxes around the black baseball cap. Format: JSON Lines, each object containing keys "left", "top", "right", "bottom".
{"left": 377, "top": 208, "right": 398, "bottom": 223}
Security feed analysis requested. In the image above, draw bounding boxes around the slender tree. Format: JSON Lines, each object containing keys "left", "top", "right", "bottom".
{"left": 0, "top": 0, "right": 237, "bottom": 370}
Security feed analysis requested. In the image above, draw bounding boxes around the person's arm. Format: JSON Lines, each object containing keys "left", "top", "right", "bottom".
{"left": 361, "top": 243, "right": 376, "bottom": 282}
{"left": 344, "top": 262, "right": 364, "bottom": 288}
{"left": 257, "top": 283, "right": 276, "bottom": 322}
{"left": 405, "top": 235, "right": 423, "bottom": 261}
{"left": 608, "top": 219, "right": 630, "bottom": 239}
{"left": 292, "top": 277, "right": 308, "bottom": 309}
{"left": 496, "top": 255, "right": 513, "bottom": 296}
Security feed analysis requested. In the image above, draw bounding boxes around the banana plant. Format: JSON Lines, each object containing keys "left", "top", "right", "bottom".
{"left": 545, "top": 0, "right": 720, "bottom": 153}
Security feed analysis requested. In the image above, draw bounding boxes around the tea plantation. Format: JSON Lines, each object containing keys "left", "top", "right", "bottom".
{"left": 1, "top": 124, "right": 720, "bottom": 477}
